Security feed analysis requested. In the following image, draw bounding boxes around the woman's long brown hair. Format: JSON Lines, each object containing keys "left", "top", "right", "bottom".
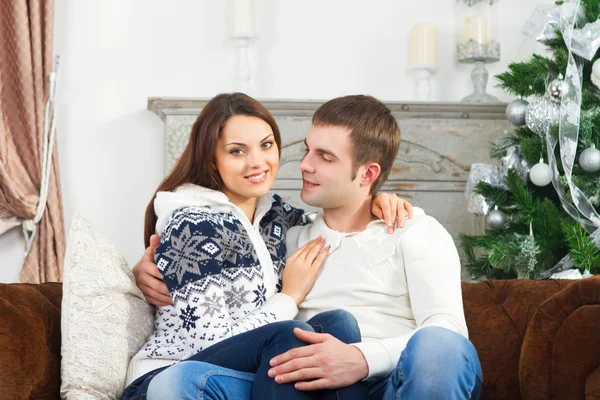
{"left": 143, "top": 93, "right": 281, "bottom": 247}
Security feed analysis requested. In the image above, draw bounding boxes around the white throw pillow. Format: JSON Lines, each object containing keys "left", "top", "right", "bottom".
{"left": 61, "top": 214, "right": 154, "bottom": 399}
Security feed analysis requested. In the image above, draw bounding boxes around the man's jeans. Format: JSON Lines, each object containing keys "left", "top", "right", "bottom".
{"left": 125, "top": 325, "right": 482, "bottom": 400}
{"left": 367, "top": 326, "right": 483, "bottom": 400}
{"left": 122, "top": 309, "right": 367, "bottom": 400}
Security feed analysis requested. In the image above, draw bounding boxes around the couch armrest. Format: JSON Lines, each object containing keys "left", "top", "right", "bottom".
{"left": 520, "top": 275, "right": 600, "bottom": 400}
{"left": 0, "top": 283, "right": 62, "bottom": 400}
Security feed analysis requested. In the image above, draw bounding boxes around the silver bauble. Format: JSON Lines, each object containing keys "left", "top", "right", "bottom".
{"left": 487, "top": 209, "right": 507, "bottom": 230}
{"left": 546, "top": 78, "right": 571, "bottom": 103}
{"left": 529, "top": 161, "right": 553, "bottom": 186}
{"left": 525, "top": 96, "right": 560, "bottom": 136}
{"left": 579, "top": 145, "right": 600, "bottom": 173}
{"left": 506, "top": 99, "right": 529, "bottom": 126}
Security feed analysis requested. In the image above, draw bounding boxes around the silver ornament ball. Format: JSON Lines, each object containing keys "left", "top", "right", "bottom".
{"left": 506, "top": 99, "right": 529, "bottom": 126}
{"left": 529, "top": 161, "right": 553, "bottom": 186}
{"left": 487, "top": 209, "right": 507, "bottom": 230}
{"left": 546, "top": 78, "right": 571, "bottom": 103}
{"left": 525, "top": 96, "right": 560, "bottom": 136}
{"left": 579, "top": 145, "right": 600, "bottom": 173}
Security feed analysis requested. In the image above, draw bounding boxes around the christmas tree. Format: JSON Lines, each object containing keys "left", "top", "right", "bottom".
{"left": 462, "top": 0, "right": 600, "bottom": 280}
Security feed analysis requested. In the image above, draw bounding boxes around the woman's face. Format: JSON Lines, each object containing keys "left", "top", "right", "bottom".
{"left": 215, "top": 115, "right": 279, "bottom": 205}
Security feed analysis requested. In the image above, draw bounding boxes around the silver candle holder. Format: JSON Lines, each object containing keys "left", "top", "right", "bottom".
{"left": 456, "top": 0, "right": 500, "bottom": 102}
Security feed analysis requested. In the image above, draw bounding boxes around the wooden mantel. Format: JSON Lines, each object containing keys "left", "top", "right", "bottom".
{"left": 149, "top": 97, "right": 507, "bottom": 121}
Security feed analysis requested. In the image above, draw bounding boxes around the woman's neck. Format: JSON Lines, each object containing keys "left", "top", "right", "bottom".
{"left": 223, "top": 190, "right": 258, "bottom": 223}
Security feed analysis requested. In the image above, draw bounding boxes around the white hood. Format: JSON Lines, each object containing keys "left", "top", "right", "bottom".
{"left": 154, "top": 184, "right": 235, "bottom": 237}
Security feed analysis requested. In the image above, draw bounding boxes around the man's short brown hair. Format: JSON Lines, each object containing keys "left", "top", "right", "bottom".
{"left": 312, "top": 95, "right": 401, "bottom": 196}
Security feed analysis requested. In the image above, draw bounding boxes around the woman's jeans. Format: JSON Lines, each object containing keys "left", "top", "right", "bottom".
{"left": 122, "top": 309, "right": 367, "bottom": 400}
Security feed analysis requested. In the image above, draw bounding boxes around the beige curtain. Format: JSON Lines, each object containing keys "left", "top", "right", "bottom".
{"left": 0, "top": 0, "right": 64, "bottom": 283}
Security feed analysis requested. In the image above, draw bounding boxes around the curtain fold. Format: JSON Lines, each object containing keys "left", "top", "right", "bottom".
{"left": 0, "top": 0, "right": 64, "bottom": 283}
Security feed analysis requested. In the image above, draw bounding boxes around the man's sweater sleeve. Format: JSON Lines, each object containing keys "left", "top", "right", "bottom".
{"left": 156, "top": 210, "right": 297, "bottom": 356}
{"left": 352, "top": 216, "right": 468, "bottom": 379}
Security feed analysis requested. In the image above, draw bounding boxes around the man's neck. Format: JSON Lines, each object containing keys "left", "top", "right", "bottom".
{"left": 322, "top": 197, "right": 375, "bottom": 233}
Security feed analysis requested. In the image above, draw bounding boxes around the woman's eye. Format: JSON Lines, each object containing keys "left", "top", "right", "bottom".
{"left": 230, "top": 149, "right": 244, "bottom": 155}
{"left": 262, "top": 141, "right": 273, "bottom": 149}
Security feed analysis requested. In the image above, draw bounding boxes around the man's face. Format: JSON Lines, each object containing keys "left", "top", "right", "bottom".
{"left": 300, "top": 125, "right": 363, "bottom": 209}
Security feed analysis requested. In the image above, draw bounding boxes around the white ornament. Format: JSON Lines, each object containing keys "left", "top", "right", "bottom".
{"left": 579, "top": 144, "right": 600, "bottom": 173}
{"left": 592, "top": 59, "right": 600, "bottom": 89}
{"left": 529, "top": 159, "right": 552, "bottom": 186}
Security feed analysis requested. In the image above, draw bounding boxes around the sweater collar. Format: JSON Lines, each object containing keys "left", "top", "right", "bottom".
{"left": 309, "top": 212, "right": 387, "bottom": 254}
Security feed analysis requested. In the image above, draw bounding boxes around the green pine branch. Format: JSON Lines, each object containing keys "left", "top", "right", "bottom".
{"left": 496, "top": 55, "right": 561, "bottom": 96}
{"left": 563, "top": 222, "right": 600, "bottom": 274}
{"left": 581, "top": 0, "right": 600, "bottom": 22}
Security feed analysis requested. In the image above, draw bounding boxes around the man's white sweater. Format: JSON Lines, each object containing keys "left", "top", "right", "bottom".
{"left": 287, "top": 207, "right": 468, "bottom": 379}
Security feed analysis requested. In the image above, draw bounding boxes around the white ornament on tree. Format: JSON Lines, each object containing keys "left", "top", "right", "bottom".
{"left": 592, "top": 59, "right": 600, "bottom": 89}
{"left": 529, "top": 158, "right": 552, "bottom": 186}
{"left": 579, "top": 144, "right": 600, "bottom": 173}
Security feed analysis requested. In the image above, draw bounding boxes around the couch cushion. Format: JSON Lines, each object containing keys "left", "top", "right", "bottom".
{"left": 461, "top": 279, "right": 574, "bottom": 400}
{"left": 60, "top": 214, "right": 154, "bottom": 399}
{"left": 0, "top": 282, "right": 62, "bottom": 399}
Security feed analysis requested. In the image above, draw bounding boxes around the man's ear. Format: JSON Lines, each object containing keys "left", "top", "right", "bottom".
{"left": 360, "top": 162, "right": 381, "bottom": 187}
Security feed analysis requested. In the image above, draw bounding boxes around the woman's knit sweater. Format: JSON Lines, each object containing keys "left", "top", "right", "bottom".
{"left": 126, "top": 184, "right": 309, "bottom": 383}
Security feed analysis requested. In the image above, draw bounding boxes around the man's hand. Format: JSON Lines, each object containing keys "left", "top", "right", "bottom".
{"left": 132, "top": 234, "right": 172, "bottom": 306}
{"left": 268, "top": 328, "right": 369, "bottom": 391}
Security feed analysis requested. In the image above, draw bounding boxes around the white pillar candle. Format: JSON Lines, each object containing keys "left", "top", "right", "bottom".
{"left": 409, "top": 23, "right": 438, "bottom": 65}
{"left": 230, "top": 0, "right": 255, "bottom": 36}
{"left": 462, "top": 16, "right": 488, "bottom": 45}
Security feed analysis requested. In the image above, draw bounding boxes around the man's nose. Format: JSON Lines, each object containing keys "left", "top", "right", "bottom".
{"left": 299, "top": 153, "right": 314, "bottom": 173}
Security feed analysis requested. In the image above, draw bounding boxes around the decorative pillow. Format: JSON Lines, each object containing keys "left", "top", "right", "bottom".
{"left": 61, "top": 214, "right": 154, "bottom": 399}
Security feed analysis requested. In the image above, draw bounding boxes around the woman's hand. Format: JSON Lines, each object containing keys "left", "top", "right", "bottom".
{"left": 372, "top": 193, "right": 414, "bottom": 233}
{"left": 281, "top": 237, "right": 329, "bottom": 305}
{"left": 132, "top": 234, "right": 173, "bottom": 306}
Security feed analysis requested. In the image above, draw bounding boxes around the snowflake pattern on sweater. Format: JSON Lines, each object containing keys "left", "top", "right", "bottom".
{"left": 138, "top": 194, "right": 308, "bottom": 361}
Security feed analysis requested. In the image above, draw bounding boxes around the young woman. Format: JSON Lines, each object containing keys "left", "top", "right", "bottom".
{"left": 122, "top": 93, "right": 411, "bottom": 400}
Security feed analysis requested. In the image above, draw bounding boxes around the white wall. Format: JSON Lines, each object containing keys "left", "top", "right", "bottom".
{"left": 0, "top": 0, "right": 547, "bottom": 282}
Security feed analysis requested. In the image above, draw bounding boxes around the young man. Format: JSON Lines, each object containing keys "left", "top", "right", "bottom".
{"left": 135, "top": 95, "right": 482, "bottom": 399}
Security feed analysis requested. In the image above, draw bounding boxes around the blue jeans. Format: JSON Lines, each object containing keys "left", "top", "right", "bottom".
{"left": 121, "top": 309, "right": 366, "bottom": 400}
{"left": 125, "top": 326, "right": 483, "bottom": 400}
{"left": 367, "top": 327, "right": 483, "bottom": 400}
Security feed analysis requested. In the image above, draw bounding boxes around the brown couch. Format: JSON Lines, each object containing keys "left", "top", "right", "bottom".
{"left": 1, "top": 277, "right": 599, "bottom": 400}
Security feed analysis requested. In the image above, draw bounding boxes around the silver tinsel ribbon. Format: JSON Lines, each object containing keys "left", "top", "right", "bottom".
{"left": 523, "top": 0, "right": 600, "bottom": 61}
{"left": 465, "top": 146, "right": 530, "bottom": 216}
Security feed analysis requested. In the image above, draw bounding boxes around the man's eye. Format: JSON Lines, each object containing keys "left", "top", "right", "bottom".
{"left": 321, "top": 155, "right": 332, "bottom": 162}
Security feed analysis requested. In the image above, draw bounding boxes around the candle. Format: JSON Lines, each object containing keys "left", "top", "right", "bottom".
{"left": 462, "top": 16, "right": 488, "bottom": 45}
{"left": 409, "top": 23, "right": 438, "bottom": 65}
{"left": 230, "top": 0, "right": 255, "bottom": 36}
